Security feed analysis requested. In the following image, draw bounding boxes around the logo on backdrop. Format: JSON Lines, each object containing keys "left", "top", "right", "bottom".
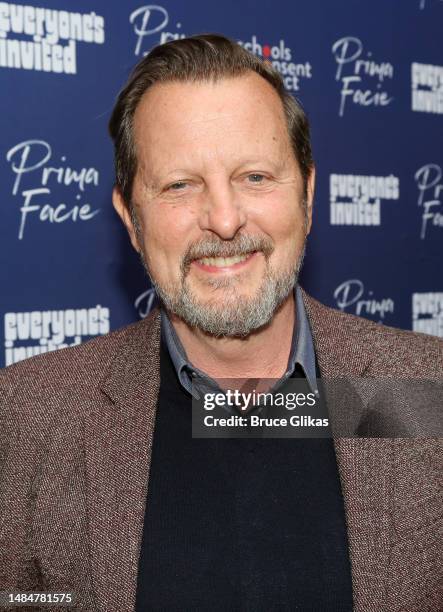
{"left": 0, "top": 3, "right": 104, "bottom": 74}
{"left": 419, "top": 0, "right": 443, "bottom": 9}
{"left": 331, "top": 36, "right": 394, "bottom": 117}
{"left": 237, "top": 36, "right": 312, "bottom": 92}
{"left": 333, "top": 279, "right": 395, "bottom": 323}
{"left": 4, "top": 305, "right": 110, "bottom": 366}
{"left": 134, "top": 287, "right": 157, "bottom": 319}
{"left": 5, "top": 139, "right": 100, "bottom": 239}
{"left": 411, "top": 63, "right": 443, "bottom": 114}
{"left": 128, "top": 7, "right": 312, "bottom": 92}
{"left": 414, "top": 163, "right": 443, "bottom": 239}
{"left": 130, "top": 5, "right": 185, "bottom": 56}
{"left": 329, "top": 173, "right": 399, "bottom": 226}
{"left": 412, "top": 292, "right": 443, "bottom": 337}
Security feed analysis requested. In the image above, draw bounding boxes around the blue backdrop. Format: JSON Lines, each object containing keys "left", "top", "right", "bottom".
{"left": 1, "top": 0, "right": 442, "bottom": 368}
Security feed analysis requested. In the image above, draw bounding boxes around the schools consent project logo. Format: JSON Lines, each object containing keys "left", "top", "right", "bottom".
{"left": 0, "top": 2, "right": 104, "bottom": 74}
{"left": 329, "top": 173, "right": 399, "bottom": 226}
{"left": 237, "top": 36, "right": 312, "bottom": 92}
{"left": 4, "top": 305, "right": 110, "bottom": 366}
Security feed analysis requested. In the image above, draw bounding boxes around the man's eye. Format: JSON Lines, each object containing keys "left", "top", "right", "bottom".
{"left": 168, "top": 181, "right": 187, "bottom": 190}
{"left": 247, "top": 174, "right": 266, "bottom": 183}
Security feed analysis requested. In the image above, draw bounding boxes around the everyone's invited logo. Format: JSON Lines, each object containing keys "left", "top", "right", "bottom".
{"left": 129, "top": 5, "right": 185, "bottom": 56}
{"left": 329, "top": 173, "right": 399, "bottom": 226}
{"left": 414, "top": 163, "right": 443, "bottom": 239}
{"left": 411, "top": 63, "right": 443, "bottom": 114}
{"left": 333, "top": 279, "right": 395, "bottom": 323}
{"left": 332, "top": 36, "right": 394, "bottom": 117}
{"left": 237, "top": 36, "right": 312, "bottom": 92}
{"left": 5, "top": 139, "right": 100, "bottom": 239}
{"left": 412, "top": 292, "right": 443, "bottom": 337}
{"left": 0, "top": 2, "right": 105, "bottom": 74}
{"left": 4, "top": 305, "right": 110, "bottom": 366}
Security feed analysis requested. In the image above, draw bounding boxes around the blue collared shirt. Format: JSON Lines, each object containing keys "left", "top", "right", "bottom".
{"left": 160, "top": 284, "right": 319, "bottom": 400}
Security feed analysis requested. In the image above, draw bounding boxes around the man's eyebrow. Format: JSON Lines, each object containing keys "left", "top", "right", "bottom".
{"left": 235, "top": 157, "right": 290, "bottom": 173}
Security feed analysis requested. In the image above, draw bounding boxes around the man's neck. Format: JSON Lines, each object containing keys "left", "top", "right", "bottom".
{"left": 168, "top": 292, "right": 296, "bottom": 380}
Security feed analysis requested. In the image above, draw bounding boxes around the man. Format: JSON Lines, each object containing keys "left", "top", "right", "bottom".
{"left": 0, "top": 35, "right": 441, "bottom": 612}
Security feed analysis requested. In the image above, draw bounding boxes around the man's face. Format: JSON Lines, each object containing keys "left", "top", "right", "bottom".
{"left": 113, "top": 72, "right": 314, "bottom": 336}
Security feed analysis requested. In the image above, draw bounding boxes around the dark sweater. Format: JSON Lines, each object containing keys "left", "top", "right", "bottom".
{"left": 135, "top": 338, "right": 353, "bottom": 612}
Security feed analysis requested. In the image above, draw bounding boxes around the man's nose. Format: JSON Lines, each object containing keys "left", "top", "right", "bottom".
{"left": 198, "top": 181, "right": 247, "bottom": 240}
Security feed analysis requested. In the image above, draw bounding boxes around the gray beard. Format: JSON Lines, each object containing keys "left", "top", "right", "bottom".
{"left": 140, "top": 242, "right": 306, "bottom": 338}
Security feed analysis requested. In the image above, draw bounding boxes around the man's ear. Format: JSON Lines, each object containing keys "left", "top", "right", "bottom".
{"left": 305, "top": 166, "right": 316, "bottom": 235}
{"left": 112, "top": 186, "right": 141, "bottom": 253}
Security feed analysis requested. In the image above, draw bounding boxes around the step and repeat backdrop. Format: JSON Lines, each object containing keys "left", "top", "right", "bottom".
{"left": 1, "top": 0, "right": 442, "bottom": 368}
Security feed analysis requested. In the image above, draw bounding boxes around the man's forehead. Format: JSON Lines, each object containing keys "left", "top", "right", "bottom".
{"left": 132, "top": 74, "right": 292, "bottom": 171}
{"left": 133, "top": 73, "right": 287, "bottom": 134}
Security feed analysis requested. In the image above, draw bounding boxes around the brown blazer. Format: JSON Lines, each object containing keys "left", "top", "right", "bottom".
{"left": 1, "top": 288, "right": 442, "bottom": 612}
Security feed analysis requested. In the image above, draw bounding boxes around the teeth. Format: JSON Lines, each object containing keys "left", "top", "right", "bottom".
{"left": 198, "top": 253, "right": 250, "bottom": 267}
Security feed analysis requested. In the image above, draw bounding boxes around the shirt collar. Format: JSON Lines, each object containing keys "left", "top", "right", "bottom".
{"left": 160, "top": 284, "right": 318, "bottom": 398}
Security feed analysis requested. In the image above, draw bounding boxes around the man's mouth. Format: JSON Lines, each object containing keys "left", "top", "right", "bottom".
{"left": 192, "top": 251, "right": 258, "bottom": 271}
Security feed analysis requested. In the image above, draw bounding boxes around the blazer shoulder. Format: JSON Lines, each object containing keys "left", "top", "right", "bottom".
{"left": 0, "top": 309, "right": 161, "bottom": 406}
{"left": 367, "top": 318, "right": 443, "bottom": 377}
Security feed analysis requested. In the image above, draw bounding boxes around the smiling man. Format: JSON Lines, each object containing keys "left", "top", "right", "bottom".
{"left": 112, "top": 62, "right": 313, "bottom": 378}
{"left": 0, "top": 34, "right": 442, "bottom": 612}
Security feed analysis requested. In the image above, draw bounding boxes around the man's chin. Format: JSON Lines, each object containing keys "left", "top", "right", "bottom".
{"left": 167, "top": 284, "right": 294, "bottom": 338}
{"left": 176, "top": 306, "right": 275, "bottom": 338}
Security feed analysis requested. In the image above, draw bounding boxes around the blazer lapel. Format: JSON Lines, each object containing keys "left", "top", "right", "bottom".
{"left": 301, "top": 288, "right": 393, "bottom": 611}
{"left": 84, "top": 308, "right": 162, "bottom": 612}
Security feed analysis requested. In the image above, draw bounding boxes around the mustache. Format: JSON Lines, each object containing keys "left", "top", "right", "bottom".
{"left": 182, "top": 234, "right": 274, "bottom": 272}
